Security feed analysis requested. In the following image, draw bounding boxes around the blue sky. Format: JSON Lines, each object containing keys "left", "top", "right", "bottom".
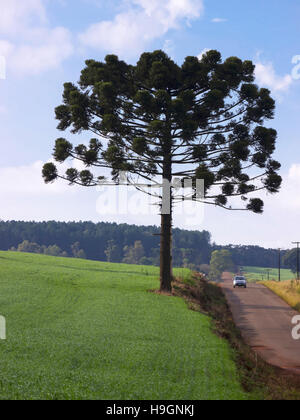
{"left": 0, "top": 0, "right": 299, "bottom": 248}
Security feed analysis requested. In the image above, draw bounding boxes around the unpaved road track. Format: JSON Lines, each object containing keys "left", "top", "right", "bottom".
{"left": 221, "top": 273, "right": 300, "bottom": 375}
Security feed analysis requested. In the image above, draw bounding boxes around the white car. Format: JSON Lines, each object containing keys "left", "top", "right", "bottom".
{"left": 233, "top": 276, "right": 247, "bottom": 289}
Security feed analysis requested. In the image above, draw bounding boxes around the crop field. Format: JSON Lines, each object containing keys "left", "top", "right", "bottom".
{"left": 261, "top": 280, "right": 300, "bottom": 312}
{"left": 242, "top": 266, "right": 295, "bottom": 283}
{"left": 0, "top": 251, "right": 252, "bottom": 400}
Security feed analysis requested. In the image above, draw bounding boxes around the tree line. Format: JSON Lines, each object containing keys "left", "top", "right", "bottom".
{"left": 0, "top": 220, "right": 290, "bottom": 269}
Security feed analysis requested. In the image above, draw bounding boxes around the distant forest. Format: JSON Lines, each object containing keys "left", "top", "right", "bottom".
{"left": 0, "top": 221, "right": 288, "bottom": 269}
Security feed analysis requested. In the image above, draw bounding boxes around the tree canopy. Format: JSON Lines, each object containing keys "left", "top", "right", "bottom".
{"left": 209, "top": 250, "right": 235, "bottom": 281}
{"left": 1, "top": 220, "right": 289, "bottom": 269}
{"left": 283, "top": 249, "right": 299, "bottom": 274}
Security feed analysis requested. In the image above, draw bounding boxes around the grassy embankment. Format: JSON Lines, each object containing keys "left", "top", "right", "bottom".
{"left": 174, "top": 274, "right": 300, "bottom": 400}
{"left": 242, "top": 266, "right": 300, "bottom": 312}
{"left": 0, "top": 251, "right": 251, "bottom": 400}
{"left": 260, "top": 280, "right": 300, "bottom": 312}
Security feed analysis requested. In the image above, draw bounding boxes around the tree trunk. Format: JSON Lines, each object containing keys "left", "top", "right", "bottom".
{"left": 160, "top": 211, "right": 173, "bottom": 292}
{"left": 160, "top": 150, "right": 173, "bottom": 292}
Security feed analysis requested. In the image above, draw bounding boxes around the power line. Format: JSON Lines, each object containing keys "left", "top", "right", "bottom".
{"left": 278, "top": 248, "right": 281, "bottom": 282}
{"left": 265, "top": 268, "right": 271, "bottom": 281}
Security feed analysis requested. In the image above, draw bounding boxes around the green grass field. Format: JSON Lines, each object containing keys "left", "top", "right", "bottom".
{"left": 242, "top": 266, "right": 295, "bottom": 283}
{"left": 0, "top": 251, "right": 252, "bottom": 400}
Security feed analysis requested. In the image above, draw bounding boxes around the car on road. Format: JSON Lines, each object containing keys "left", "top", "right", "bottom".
{"left": 233, "top": 275, "right": 247, "bottom": 288}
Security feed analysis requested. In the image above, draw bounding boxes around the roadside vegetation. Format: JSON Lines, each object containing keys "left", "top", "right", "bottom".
{"left": 174, "top": 274, "right": 300, "bottom": 400}
{"left": 261, "top": 280, "right": 300, "bottom": 312}
{"left": 0, "top": 251, "right": 248, "bottom": 400}
{"left": 208, "top": 250, "right": 235, "bottom": 281}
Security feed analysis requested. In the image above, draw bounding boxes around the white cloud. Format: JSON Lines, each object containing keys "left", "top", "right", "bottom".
{"left": 0, "top": 40, "right": 14, "bottom": 56}
{"left": 198, "top": 163, "right": 300, "bottom": 249}
{"left": 0, "top": 159, "right": 204, "bottom": 228}
{"left": 1, "top": 161, "right": 299, "bottom": 248}
{"left": 255, "top": 61, "right": 293, "bottom": 93}
{"left": 237, "top": 164, "right": 300, "bottom": 214}
{"left": 197, "top": 48, "right": 211, "bottom": 61}
{"left": 163, "top": 39, "right": 175, "bottom": 58}
{"left": 0, "top": 160, "right": 102, "bottom": 222}
{"left": 0, "top": 27, "right": 74, "bottom": 76}
{"left": 0, "top": 0, "right": 46, "bottom": 35}
{"left": 134, "top": 0, "right": 204, "bottom": 25}
{"left": 79, "top": 0, "right": 204, "bottom": 57}
{"left": 0, "top": 0, "right": 73, "bottom": 76}
{"left": 288, "top": 164, "right": 300, "bottom": 179}
{"left": 278, "top": 164, "right": 300, "bottom": 210}
{"left": 211, "top": 18, "right": 227, "bottom": 23}
{"left": 0, "top": 161, "right": 71, "bottom": 195}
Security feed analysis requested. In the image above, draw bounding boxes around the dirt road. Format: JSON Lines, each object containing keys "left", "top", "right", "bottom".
{"left": 221, "top": 273, "right": 300, "bottom": 375}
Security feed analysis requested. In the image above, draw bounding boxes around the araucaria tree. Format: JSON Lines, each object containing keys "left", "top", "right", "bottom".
{"left": 43, "top": 50, "right": 282, "bottom": 292}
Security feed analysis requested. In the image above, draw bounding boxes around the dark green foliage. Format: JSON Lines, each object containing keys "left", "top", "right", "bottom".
{"left": 42, "top": 50, "right": 282, "bottom": 291}
{"left": 53, "top": 138, "right": 73, "bottom": 162}
{"left": 195, "top": 164, "right": 215, "bottom": 193}
{"left": 0, "top": 220, "right": 291, "bottom": 269}
{"left": 263, "top": 172, "right": 282, "bottom": 193}
{"left": 215, "top": 195, "right": 228, "bottom": 206}
{"left": 16, "top": 240, "right": 42, "bottom": 254}
{"left": 222, "top": 183, "right": 235, "bottom": 196}
{"left": 215, "top": 244, "right": 286, "bottom": 270}
{"left": 42, "top": 163, "right": 58, "bottom": 183}
{"left": 43, "top": 49, "right": 281, "bottom": 212}
{"left": 283, "top": 249, "right": 299, "bottom": 273}
{"left": 71, "top": 242, "right": 86, "bottom": 259}
{"left": 123, "top": 240, "right": 145, "bottom": 265}
{"left": 0, "top": 220, "right": 211, "bottom": 267}
{"left": 104, "top": 240, "right": 122, "bottom": 263}
{"left": 65, "top": 168, "right": 78, "bottom": 184}
{"left": 247, "top": 198, "right": 264, "bottom": 213}
{"left": 209, "top": 250, "right": 235, "bottom": 281}
{"left": 14, "top": 240, "right": 67, "bottom": 257}
{"left": 43, "top": 244, "right": 67, "bottom": 257}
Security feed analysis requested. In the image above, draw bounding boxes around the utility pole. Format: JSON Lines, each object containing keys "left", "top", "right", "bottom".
{"left": 265, "top": 268, "right": 271, "bottom": 281}
{"left": 278, "top": 248, "right": 281, "bottom": 282}
{"left": 292, "top": 242, "right": 300, "bottom": 282}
